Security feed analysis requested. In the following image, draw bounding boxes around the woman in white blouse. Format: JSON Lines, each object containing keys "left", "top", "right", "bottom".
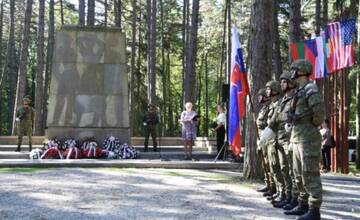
{"left": 214, "top": 105, "right": 226, "bottom": 159}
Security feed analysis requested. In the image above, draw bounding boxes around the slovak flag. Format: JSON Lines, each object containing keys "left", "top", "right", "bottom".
{"left": 228, "top": 27, "right": 249, "bottom": 158}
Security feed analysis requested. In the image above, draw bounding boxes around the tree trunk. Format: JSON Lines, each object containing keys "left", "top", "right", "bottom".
{"left": 288, "top": 0, "right": 301, "bottom": 64}
{"left": 184, "top": 0, "right": 200, "bottom": 105}
{"left": 272, "top": 0, "right": 282, "bottom": 79}
{"left": 60, "top": 0, "right": 64, "bottom": 25}
{"left": 205, "top": 52, "right": 209, "bottom": 137}
{"left": 357, "top": 72, "right": 360, "bottom": 169}
{"left": 104, "top": 0, "right": 108, "bottom": 26}
{"left": 34, "top": 0, "right": 45, "bottom": 135}
{"left": 87, "top": 0, "right": 95, "bottom": 26}
{"left": 79, "top": 0, "right": 85, "bottom": 26}
{"left": 244, "top": 0, "right": 273, "bottom": 180}
{"left": 43, "top": 0, "right": 55, "bottom": 132}
{"left": 356, "top": 0, "right": 360, "bottom": 169}
{"left": 12, "top": 0, "right": 33, "bottom": 134}
{"left": 130, "top": 0, "right": 137, "bottom": 136}
{"left": 218, "top": 0, "right": 227, "bottom": 103}
{"left": 181, "top": 0, "right": 189, "bottom": 106}
{"left": 160, "top": 0, "right": 166, "bottom": 135}
{"left": 114, "top": 0, "right": 122, "bottom": 28}
{"left": 4, "top": 0, "right": 17, "bottom": 134}
{"left": 315, "top": 0, "right": 321, "bottom": 35}
{"left": 0, "top": 0, "right": 4, "bottom": 134}
{"left": 147, "top": 0, "right": 156, "bottom": 104}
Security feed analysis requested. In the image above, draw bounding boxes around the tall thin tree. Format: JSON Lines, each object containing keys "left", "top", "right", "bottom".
{"left": 273, "top": 0, "right": 282, "bottom": 79}
{"left": 87, "top": 0, "right": 95, "bottom": 26}
{"left": 79, "top": 0, "right": 85, "bottom": 26}
{"left": 12, "top": 0, "right": 33, "bottom": 134}
{"left": 43, "top": 0, "right": 55, "bottom": 131}
{"left": 130, "top": 0, "right": 137, "bottom": 135}
{"left": 147, "top": 0, "right": 157, "bottom": 104}
{"left": 34, "top": 0, "right": 45, "bottom": 135}
{"left": 184, "top": 0, "right": 200, "bottom": 104}
{"left": 244, "top": 0, "right": 273, "bottom": 180}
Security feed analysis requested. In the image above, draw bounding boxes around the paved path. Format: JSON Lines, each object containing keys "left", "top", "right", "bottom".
{"left": 0, "top": 168, "right": 359, "bottom": 220}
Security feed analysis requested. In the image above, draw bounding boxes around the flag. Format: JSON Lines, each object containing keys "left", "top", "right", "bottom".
{"left": 289, "top": 42, "right": 305, "bottom": 61}
{"left": 325, "top": 18, "right": 356, "bottom": 73}
{"left": 228, "top": 28, "right": 249, "bottom": 158}
{"left": 304, "top": 39, "right": 317, "bottom": 79}
{"left": 314, "top": 33, "right": 328, "bottom": 78}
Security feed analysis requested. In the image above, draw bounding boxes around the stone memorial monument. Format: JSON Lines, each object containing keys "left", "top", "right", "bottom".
{"left": 46, "top": 26, "right": 130, "bottom": 143}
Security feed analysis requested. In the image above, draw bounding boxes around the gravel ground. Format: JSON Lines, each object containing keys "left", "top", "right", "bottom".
{"left": 0, "top": 168, "right": 359, "bottom": 220}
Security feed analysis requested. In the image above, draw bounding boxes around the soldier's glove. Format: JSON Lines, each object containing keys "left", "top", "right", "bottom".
{"left": 15, "top": 117, "right": 20, "bottom": 122}
{"left": 257, "top": 127, "right": 275, "bottom": 151}
{"left": 143, "top": 122, "right": 147, "bottom": 126}
{"left": 284, "top": 123, "right": 292, "bottom": 133}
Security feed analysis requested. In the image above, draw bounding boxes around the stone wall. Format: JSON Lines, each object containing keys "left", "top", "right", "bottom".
{"left": 46, "top": 26, "right": 130, "bottom": 143}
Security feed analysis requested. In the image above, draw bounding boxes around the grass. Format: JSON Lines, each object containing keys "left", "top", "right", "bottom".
{"left": 0, "top": 167, "right": 47, "bottom": 173}
{"left": 349, "top": 162, "right": 360, "bottom": 177}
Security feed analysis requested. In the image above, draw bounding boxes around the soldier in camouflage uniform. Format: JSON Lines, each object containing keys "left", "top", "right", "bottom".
{"left": 259, "top": 80, "right": 285, "bottom": 200}
{"left": 284, "top": 59, "right": 325, "bottom": 220}
{"left": 143, "top": 104, "right": 159, "bottom": 152}
{"left": 15, "top": 97, "right": 35, "bottom": 152}
{"left": 256, "top": 88, "right": 274, "bottom": 193}
{"left": 268, "top": 72, "right": 297, "bottom": 208}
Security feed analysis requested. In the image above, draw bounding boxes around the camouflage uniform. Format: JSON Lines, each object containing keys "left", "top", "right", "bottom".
{"left": 256, "top": 89, "right": 273, "bottom": 190}
{"left": 268, "top": 73, "right": 297, "bottom": 202}
{"left": 143, "top": 104, "right": 159, "bottom": 152}
{"left": 285, "top": 59, "right": 325, "bottom": 220}
{"left": 265, "top": 80, "right": 286, "bottom": 197}
{"left": 16, "top": 103, "right": 35, "bottom": 151}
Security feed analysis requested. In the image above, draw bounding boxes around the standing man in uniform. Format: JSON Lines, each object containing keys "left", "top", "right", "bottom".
{"left": 143, "top": 103, "right": 159, "bottom": 152}
{"left": 268, "top": 72, "right": 297, "bottom": 208}
{"left": 15, "top": 97, "right": 35, "bottom": 152}
{"left": 256, "top": 88, "right": 274, "bottom": 194}
{"left": 284, "top": 59, "right": 325, "bottom": 220}
{"left": 259, "top": 80, "right": 284, "bottom": 201}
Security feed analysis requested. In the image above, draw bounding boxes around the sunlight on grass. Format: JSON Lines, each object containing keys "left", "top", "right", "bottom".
{"left": 349, "top": 162, "right": 359, "bottom": 177}
{"left": 0, "top": 167, "right": 47, "bottom": 173}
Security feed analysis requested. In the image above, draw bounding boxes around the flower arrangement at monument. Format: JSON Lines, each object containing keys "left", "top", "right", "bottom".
{"left": 30, "top": 136, "right": 138, "bottom": 160}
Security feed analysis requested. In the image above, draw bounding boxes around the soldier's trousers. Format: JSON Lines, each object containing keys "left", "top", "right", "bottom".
{"left": 276, "top": 142, "right": 292, "bottom": 197}
{"left": 292, "top": 140, "right": 322, "bottom": 208}
{"left": 144, "top": 127, "right": 157, "bottom": 148}
{"left": 267, "top": 141, "right": 285, "bottom": 192}
{"left": 287, "top": 150, "right": 299, "bottom": 199}
{"left": 261, "top": 140, "right": 274, "bottom": 188}
{"left": 17, "top": 125, "right": 32, "bottom": 147}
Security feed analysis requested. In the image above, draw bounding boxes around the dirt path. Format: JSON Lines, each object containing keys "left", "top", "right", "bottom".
{"left": 0, "top": 168, "right": 359, "bottom": 220}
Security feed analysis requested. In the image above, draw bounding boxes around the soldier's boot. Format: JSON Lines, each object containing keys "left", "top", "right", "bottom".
{"left": 263, "top": 186, "right": 276, "bottom": 197}
{"left": 271, "top": 192, "right": 286, "bottom": 204}
{"left": 29, "top": 144, "right": 32, "bottom": 152}
{"left": 284, "top": 203, "right": 309, "bottom": 216}
{"left": 15, "top": 144, "right": 21, "bottom": 152}
{"left": 297, "top": 208, "right": 320, "bottom": 220}
{"left": 267, "top": 191, "right": 279, "bottom": 201}
{"left": 153, "top": 145, "right": 158, "bottom": 152}
{"left": 283, "top": 198, "right": 299, "bottom": 210}
{"left": 256, "top": 185, "right": 269, "bottom": 193}
{"left": 273, "top": 196, "right": 291, "bottom": 208}
{"left": 144, "top": 146, "right": 149, "bottom": 152}
{"left": 15, "top": 140, "right": 22, "bottom": 152}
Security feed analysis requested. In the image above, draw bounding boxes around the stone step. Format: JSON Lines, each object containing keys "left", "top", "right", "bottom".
{"left": 0, "top": 149, "right": 220, "bottom": 160}
{"left": 0, "top": 159, "right": 242, "bottom": 170}
{"left": 0, "top": 136, "right": 217, "bottom": 147}
{"left": 0, "top": 145, "right": 216, "bottom": 153}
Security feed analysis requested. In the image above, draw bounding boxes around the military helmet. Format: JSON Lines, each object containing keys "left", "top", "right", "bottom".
{"left": 290, "top": 59, "right": 312, "bottom": 78}
{"left": 22, "top": 96, "right": 31, "bottom": 103}
{"left": 257, "top": 88, "right": 267, "bottom": 97}
{"left": 265, "top": 80, "right": 282, "bottom": 94}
